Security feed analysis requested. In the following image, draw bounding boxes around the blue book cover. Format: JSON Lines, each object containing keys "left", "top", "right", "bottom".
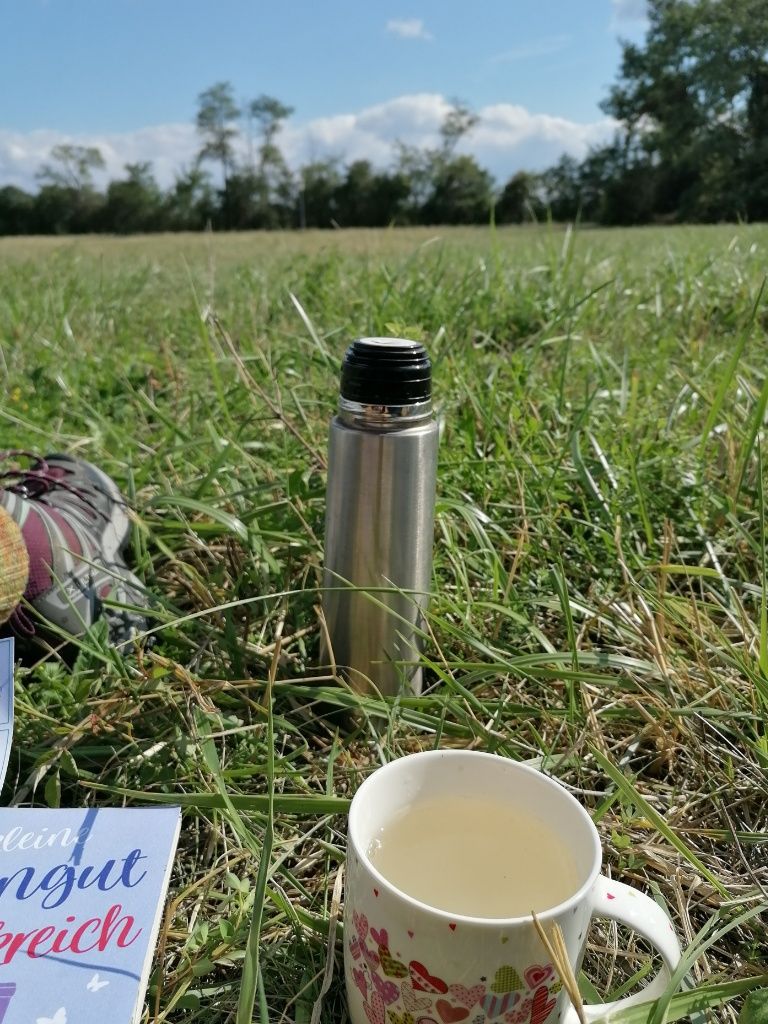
{"left": 0, "top": 806, "right": 181, "bottom": 1024}
{"left": 0, "top": 639, "right": 14, "bottom": 793}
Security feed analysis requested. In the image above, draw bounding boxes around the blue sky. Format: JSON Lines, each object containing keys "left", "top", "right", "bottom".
{"left": 0, "top": 0, "right": 648, "bottom": 189}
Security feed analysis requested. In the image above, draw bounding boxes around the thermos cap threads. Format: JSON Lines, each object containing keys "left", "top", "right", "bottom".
{"left": 340, "top": 337, "right": 432, "bottom": 407}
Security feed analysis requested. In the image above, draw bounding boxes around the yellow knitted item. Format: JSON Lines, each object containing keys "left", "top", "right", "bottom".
{"left": 0, "top": 506, "right": 28, "bottom": 625}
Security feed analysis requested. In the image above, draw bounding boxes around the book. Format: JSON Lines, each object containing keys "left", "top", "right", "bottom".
{"left": 0, "top": 806, "right": 181, "bottom": 1024}
{"left": 0, "top": 639, "right": 13, "bottom": 793}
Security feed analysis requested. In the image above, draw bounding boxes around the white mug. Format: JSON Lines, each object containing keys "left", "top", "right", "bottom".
{"left": 344, "top": 751, "right": 681, "bottom": 1024}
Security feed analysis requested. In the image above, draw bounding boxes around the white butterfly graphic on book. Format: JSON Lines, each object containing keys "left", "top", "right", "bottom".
{"left": 36, "top": 1009, "right": 67, "bottom": 1024}
{"left": 30, "top": 973, "right": 109, "bottom": 1023}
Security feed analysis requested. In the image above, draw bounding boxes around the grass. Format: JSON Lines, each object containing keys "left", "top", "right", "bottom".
{"left": 1, "top": 223, "right": 767, "bottom": 1023}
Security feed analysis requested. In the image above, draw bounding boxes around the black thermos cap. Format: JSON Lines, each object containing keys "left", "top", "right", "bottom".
{"left": 340, "top": 337, "right": 431, "bottom": 406}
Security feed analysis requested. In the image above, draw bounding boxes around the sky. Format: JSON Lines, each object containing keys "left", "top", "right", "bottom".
{"left": 0, "top": 0, "right": 649, "bottom": 192}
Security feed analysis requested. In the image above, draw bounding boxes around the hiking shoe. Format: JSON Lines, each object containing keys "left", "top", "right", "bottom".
{"left": 0, "top": 451, "right": 149, "bottom": 647}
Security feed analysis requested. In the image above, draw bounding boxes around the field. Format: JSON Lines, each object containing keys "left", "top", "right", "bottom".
{"left": 1, "top": 224, "right": 767, "bottom": 1023}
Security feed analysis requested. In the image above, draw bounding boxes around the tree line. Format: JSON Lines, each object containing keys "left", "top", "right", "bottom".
{"left": 1, "top": 0, "right": 766, "bottom": 235}
{"left": 0, "top": 94, "right": 512, "bottom": 235}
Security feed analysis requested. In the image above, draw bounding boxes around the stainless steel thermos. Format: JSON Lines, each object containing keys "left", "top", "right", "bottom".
{"left": 322, "top": 337, "right": 439, "bottom": 695}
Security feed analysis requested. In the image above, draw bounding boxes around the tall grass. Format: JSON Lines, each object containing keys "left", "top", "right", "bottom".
{"left": 1, "top": 224, "right": 766, "bottom": 1022}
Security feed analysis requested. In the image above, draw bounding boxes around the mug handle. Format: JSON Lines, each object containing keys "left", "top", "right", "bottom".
{"left": 563, "top": 875, "right": 682, "bottom": 1023}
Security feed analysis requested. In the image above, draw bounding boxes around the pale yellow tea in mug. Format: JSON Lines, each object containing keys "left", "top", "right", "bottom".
{"left": 367, "top": 793, "right": 580, "bottom": 918}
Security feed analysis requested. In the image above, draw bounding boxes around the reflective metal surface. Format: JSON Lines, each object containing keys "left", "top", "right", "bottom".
{"left": 322, "top": 414, "right": 439, "bottom": 696}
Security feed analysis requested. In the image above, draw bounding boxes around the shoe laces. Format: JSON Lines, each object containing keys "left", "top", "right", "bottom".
{"left": 0, "top": 450, "right": 100, "bottom": 515}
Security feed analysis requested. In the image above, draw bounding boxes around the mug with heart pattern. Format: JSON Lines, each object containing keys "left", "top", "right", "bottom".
{"left": 344, "top": 751, "right": 682, "bottom": 1024}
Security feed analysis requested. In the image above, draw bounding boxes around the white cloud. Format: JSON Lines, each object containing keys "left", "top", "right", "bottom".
{"left": 282, "top": 95, "right": 617, "bottom": 181}
{"left": 489, "top": 35, "right": 571, "bottom": 63}
{"left": 0, "top": 124, "right": 199, "bottom": 192}
{"left": 472, "top": 103, "right": 616, "bottom": 173}
{"left": 386, "top": 18, "right": 432, "bottom": 41}
{"left": 611, "top": 0, "right": 648, "bottom": 25}
{"left": 0, "top": 94, "right": 617, "bottom": 194}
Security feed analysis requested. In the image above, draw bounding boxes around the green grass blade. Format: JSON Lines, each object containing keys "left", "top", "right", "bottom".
{"left": 82, "top": 782, "right": 350, "bottom": 815}
{"left": 591, "top": 750, "right": 730, "bottom": 898}
{"left": 699, "top": 276, "right": 765, "bottom": 453}
{"left": 147, "top": 494, "right": 249, "bottom": 541}
{"left": 237, "top": 657, "right": 276, "bottom": 1024}
{"left": 593, "top": 975, "right": 768, "bottom": 1024}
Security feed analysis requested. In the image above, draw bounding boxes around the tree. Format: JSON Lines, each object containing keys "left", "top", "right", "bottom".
{"left": 392, "top": 142, "right": 434, "bottom": 220}
{"left": 224, "top": 168, "right": 277, "bottom": 229}
{"left": 35, "top": 144, "right": 106, "bottom": 232}
{"left": 249, "top": 95, "right": 293, "bottom": 169}
{"left": 164, "top": 164, "right": 217, "bottom": 230}
{"left": 300, "top": 159, "right": 343, "bottom": 227}
{"left": 745, "top": 64, "right": 768, "bottom": 218}
{"left": 538, "top": 155, "right": 583, "bottom": 221}
{"left": 334, "top": 160, "right": 410, "bottom": 226}
{"left": 0, "top": 186, "right": 35, "bottom": 235}
{"left": 101, "top": 162, "right": 164, "bottom": 233}
{"left": 196, "top": 82, "right": 240, "bottom": 224}
{"left": 601, "top": 0, "right": 768, "bottom": 221}
{"left": 394, "top": 100, "right": 482, "bottom": 222}
{"left": 421, "top": 155, "right": 493, "bottom": 224}
{"left": 495, "top": 171, "right": 539, "bottom": 224}
{"left": 246, "top": 94, "right": 294, "bottom": 225}
{"left": 581, "top": 140, "right": 656, "bottom": 224}
{"left": 439, "top": 100, "right": 479, "bottom": 158}
{"left": 37, "top": 144, "right": 105, "bottom": 191}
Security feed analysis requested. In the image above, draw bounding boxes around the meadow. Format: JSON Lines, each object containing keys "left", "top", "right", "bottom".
{"left": 1, "top": 223, "right": 767, "bottom": 1023}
